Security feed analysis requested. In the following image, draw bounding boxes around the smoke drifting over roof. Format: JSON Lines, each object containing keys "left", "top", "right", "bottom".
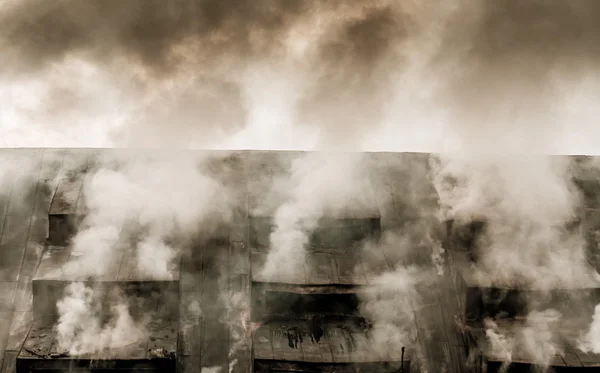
{"left": 2, "top": 1, "right": 600, "bottom": 370}
{"left": 2, "top": 0, "right": 599, "bottom": 152}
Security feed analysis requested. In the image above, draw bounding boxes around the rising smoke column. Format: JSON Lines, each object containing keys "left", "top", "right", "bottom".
{"left": 484, "top": 318, "right": 513, "bottom": 372}
{"left": 359, "top": 265, "right": 425, "bottom": 360}
{"left": 482, "top": 309, "right": 563, "bottom": 371}
{"left": 65, "top": 152, "right": 233, "bottom": 278}
{"left": 429, "top": 151, "right": 600, "bottom": 367}
{"left": 55, "top": 151, "right": 235, "bottom": 354}
{"left": 579, "top": 304, "right": 600, "bottom": 353}
{"left": 56, "top": 282, "right": 147, "bottom": 355}
{"left": 432, "top": 153, "right": 596, "bottom": 289}
{"left": 423, "top": 2, "right": 600, "bottom": 363}
{"left": 260, "top": 152, "right": 369, "bottom": 280}
{"left": 3, "top": 0, "right": 600, "bottom": 366}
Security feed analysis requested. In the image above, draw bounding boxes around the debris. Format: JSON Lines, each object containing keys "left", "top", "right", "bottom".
{"left": 24, "top": 348, "right": 47, "bottom": 359}
{"left": 148, "top": 348, "right": 175, "bottom": 359}
{"left": 50, "top": 352, "right": 70, "bottom": 358}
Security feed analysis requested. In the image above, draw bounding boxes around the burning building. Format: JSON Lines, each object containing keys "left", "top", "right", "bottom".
{"left": 0, "top": 149, "right": 599, "bottom": 373}
{"left": 247, "top": 153, "right": 410, "bottom": 373}
{"left": 444, "top": 156, "right": 600, "bottom": 372}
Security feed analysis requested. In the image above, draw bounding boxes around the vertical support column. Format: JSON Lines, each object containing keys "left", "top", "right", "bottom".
{"left": 46, "top": 151, "right": 88, "bottom": 246}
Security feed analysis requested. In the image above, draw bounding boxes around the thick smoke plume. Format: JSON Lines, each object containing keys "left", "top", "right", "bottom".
{"left": 2, "top": 0, "right": 600, "bottom": 370}
{"left": 55, "top": 151, "right": 235, "bottom": 354}
{"left": 2, "top": 0, "right": 600, "bottom": 151}
{"left": 431, "top": 151, "right": 600, "bottom": 367}
{"left": 65, "top": 152, "right": 232, "bottom": 278}
{"left": 260, "top": 152, "right": 369, "bottom": 280}
{"left": 56, "top": 282, "right": 147, "bottom": 355}
{"left": 484, "top": 319, "right": 513, "bottom": 371}
{"left": 359, "top": 266, "right": 424, "bottom": 357}
{"left": 254, "top": 150, "right": 445, "bottom": 369}
{"left": 1, "top": 0, "right": 419, "bottom": 149}
{"left": 521, "top": 310, "right": 563, "bottom": 368}
{"left": 579, "top": 304, "right": 600, "bottom": 353}
{"left": 483, "top": 310, "right": 563, "bottom": 371}
{"left": 433, "top": 153, "right": 598, "bottom": 289}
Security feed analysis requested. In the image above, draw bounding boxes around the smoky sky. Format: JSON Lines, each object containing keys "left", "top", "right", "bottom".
{"left": 454, "top": 1, "right": 600, "bottom": 64}
{"left": 432, "top": 0, "right": 600, "bottom": 153}
{"left": 1, "top": 0, "right": 366, "bottom": 76}
{"left": 1, "top": 0, "right": 309, "bottom": 75}
{"left": 2, "top": 0, "right": 600, "bottom": 151}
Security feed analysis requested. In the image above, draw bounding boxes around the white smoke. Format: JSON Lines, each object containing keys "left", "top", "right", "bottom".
{"left": 55, "top": 282, "right": 147, "bottom": 355}
{"left": 481, "top": 309, "right": 563, "bottom": 371}
{"left": 2, "top": 1, "right": 600, "bottom": 370}
{"left": 64, "top": 152, "right": 232, "bottom": 279}
{"left": 484, "top": 318, "right": 513, "bottom": 370}
{"left": 520, "top": 309, "right": 562, "bottom": 368}
{"left": 260, "top": 152, "right": 369, "bottom": 280}
{"left": 55, "top": 152, "right": 234, "bottom": 353}
{"left": 579, "top": 303, "right": 600, "bottom": 353}
{"left": 202, "top": 367, "right": 222, "bottom": 373}
{"left": 433, "top": 153, "right": 598, "bottom": 289}
{"left": 137, "top": 236, "right": 176, "bottom": 280}
{"left": 360, "top": 266, "right": 424, "bottom": 354}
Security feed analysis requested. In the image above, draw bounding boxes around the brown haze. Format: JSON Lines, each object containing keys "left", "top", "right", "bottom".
{"left": 2, "top": 0, "right": 600, "bottom": 370}
{"left": 1, "top": 0, "right": 599, "bottom": 152}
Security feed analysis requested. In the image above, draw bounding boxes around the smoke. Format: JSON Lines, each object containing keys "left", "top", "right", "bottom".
{"left": 55, "top": 151, "right": 235, "bottom": 354}
{"left": 483, "top": 310, "right": 562, "bottom": 371}
{"left": 64, "top": 152, "right": 233, "bottom": 278}
{"left": 431, "top": 241, "right": 445, "bottom": 276}
{"left": 360, "top": 266, "right": 425, "bottom": 356}
{"left": 432, "top": 150, "right": 600, "bottom": 369}
{"left": 433, "top": 153, "right": 598, "bottom": 289}
{"left": 219, "top": 274, "right": 251, "bottom": 373}
{"left": 3, "top": 1, "right": 600, "bottom": 152}
{"left": 2, "top": 0, "right": 428, "bottom": 150}
{"left": 0, "top": 0, "right": 313, "bottom": 75}
{"left": 484, "top": 319, "right": 512, "bottom": 372}
{"left": 2, "top": 0, "right": 600, "bottom": 370}
{"left": 579, "top": 304, "right": 600, "bottom": 353}
{"left": 201, "top": 367, "right": 222, "bottom": 373}
{"left": 428, "top": 0, "right": 600, "bottom": 156}
{"left": 260, "top": 152, "right": 369, "bottom": 280}
{"left": 55, "top": 282, "right": 147, "bottom": 355}
{"left": 521, "top": 309, "right": 563, "bottom": 368}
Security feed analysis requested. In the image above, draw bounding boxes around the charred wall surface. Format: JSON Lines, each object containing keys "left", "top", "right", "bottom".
{"left": 445, "top": 156, "right": 600, "bottom": 372}
{"left": 0, "top": 149, "right": 458, "bottom": 373}
{"left": 1, "top": 149, "right": 599, "bottom": 372}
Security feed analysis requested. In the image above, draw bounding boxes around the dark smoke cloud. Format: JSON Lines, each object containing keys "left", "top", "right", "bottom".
{"left": 431, "top": 0, "right": 600, "bottom": 154}
{"left": 457, "top": 1, "right": 600, "bottom": 64}
{"left": 1, "top": 0, "right": 403, "bottom": 77}
{"left": 1, "top": 0, "right": 311, "bottom": 76}
{"left": 298, "top": 4, "right": 407, "bottom": 148}
{"left": 2, "top": 0, "right": 600, "bottom": 151}
{"left": 1, "top": 0, "right": 422, "bottom": 149}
